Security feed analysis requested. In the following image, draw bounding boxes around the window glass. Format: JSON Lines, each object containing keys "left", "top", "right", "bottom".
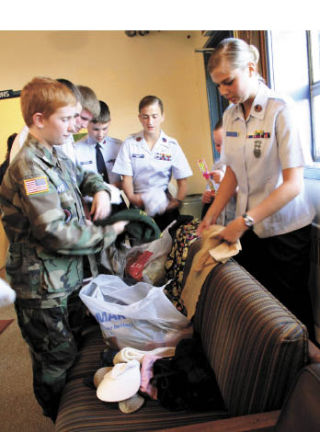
{"left": 310, "top": 31, "right": 320, "bottom": 82}
{"left": 269, "top": 31, "right": 314, "bottom": 163}
{"left": 313, "top": 94, "right": 320, "bottom": 160}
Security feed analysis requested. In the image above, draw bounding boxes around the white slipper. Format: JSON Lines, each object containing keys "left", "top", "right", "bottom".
{"left": 93, "top": 366, "right": 113, "bottom": 388}
{"left": 97, "top": 360, "right": 141, "bottom": 402}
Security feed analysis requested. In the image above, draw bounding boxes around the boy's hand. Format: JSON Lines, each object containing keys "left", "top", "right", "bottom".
{"left": 91, "top": 190, "right": 111, "bottom": 221}
{"left": 112, "top": 220, "right": 129, "bottom": 235}
{"left": 202, "top": 190, "right": 214, "bottom": 204}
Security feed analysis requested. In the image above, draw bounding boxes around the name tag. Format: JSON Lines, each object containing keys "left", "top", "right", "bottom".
{"left": 132, "top": 153, "right": 145, "bottom": 158}
{"left": 226, "top": 131, "right": 238, "bottom": 137}
{"left": 56, "top": 182, "right": 69, "bottom": 194}
{"left": 80, "top": 160, "right": 93, "bottom": 165}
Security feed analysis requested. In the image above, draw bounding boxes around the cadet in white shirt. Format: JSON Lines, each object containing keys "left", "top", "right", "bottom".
{"left": 198, "top": 37, "right": 315, "bottom": 340}
{"left": 201, "top": 118, "right": 236, "bottom": 225}
{"left": 60, "top": 84, "right": 100, "bottom": 163}
{"left": 113, "top": 95, "right": 192, "bottom": 230}
{"left": 75, "top": 100, "right": 122, "bottom": 188}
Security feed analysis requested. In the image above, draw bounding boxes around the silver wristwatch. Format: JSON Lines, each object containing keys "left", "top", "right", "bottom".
{"left": 242, "top": 213, "right": 254, "bottom": 229}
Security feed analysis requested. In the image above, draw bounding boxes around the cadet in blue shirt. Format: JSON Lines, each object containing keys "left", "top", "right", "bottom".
{"left": 75, "top": 100, "right": 122, "bottom": 188}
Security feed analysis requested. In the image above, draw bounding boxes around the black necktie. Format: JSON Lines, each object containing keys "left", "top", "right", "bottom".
{"left": 95, "top": 143, "right": 109, "bottom": 183}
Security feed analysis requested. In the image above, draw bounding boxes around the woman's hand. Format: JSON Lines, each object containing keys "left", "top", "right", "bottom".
{"left": 202, "top": 190, "right": 215, "bottom": 204}
{"left": 130, "top": 193, "right": 144, "bottom": 208}
{"left": 216, "top": 217, "right": 247, "bottom": 244}
{"left": 210, "top": 169, "right": 224, "bottom": 184}
{"left": 197, "top": 210, "right": 215, "bottom": 235}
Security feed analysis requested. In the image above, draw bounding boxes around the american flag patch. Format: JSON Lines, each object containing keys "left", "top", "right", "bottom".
{"left": 24, "top": 176, "right": 49, "bottom": 195}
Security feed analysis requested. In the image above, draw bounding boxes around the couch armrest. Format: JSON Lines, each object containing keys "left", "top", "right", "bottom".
{"left": 184, "top": 239, "right": 308, "bottom": 417}
{"left": 308, "top": 340, "right": 320, "bottom": 363}
{"left": 275, "top": 363, "right": 320, "bottom": 432}
{"left": 156, "top": 410, "right": 280, "bottom": 432}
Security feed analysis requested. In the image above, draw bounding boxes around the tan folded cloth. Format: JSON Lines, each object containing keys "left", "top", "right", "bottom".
{"left": 181, "top": 225, "right": 241, "bottom": 319}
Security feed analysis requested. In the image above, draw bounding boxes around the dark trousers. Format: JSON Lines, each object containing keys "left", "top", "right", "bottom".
{"left": 154, "top": 207, "right": 181, "bottom": 232}
{"left": 234, "top": 225, "right": 315, "bottom": 341}
{"left": 201, "top": 202, "right": 211, "bottom": 220}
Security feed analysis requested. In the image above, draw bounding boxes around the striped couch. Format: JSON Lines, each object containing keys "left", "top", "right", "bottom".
{"left": 55, "top": 240, "right": 308, "bottom": 432}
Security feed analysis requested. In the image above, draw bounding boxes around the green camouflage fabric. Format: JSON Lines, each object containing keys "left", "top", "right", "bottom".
{"left": 0, "top": 135, "right": 117, "bottom": 308}
{"left": 15, "top": 288, "right": 87, "bottom": 421}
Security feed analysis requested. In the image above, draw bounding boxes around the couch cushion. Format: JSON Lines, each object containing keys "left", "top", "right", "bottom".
{"left": 192, "top": 254, "right": 308, "bottom": 417}
{"left": 56, "top": 326, "right": 228, "bottom": 432}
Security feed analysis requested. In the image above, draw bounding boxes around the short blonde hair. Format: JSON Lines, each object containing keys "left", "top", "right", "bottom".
{"left": 77, "top": 85, "right": 100, "bottom": 118}
{"left": 208, "top": 38, "right": 260, "bottom": 74}
{"left": 21, "top": 77, "right": 76, "bottom": 127}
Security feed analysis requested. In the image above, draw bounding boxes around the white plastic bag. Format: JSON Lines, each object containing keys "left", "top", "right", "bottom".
{"left": 80, "top": 274, "right": 192, "bottom": 350}
{"left": 125, "top": 223, "right": 173, "bottom": 284}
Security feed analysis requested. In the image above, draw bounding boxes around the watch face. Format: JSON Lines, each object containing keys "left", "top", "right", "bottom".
{"left": 246, "top": 219, "right": 254, "bottom": 227}
{"left": 243, "top": 214, "right": 254, "bottom": 227}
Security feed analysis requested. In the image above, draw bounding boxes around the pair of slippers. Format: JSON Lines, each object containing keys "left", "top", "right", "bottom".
{"left": 94, "top": 361, "right": 144, "bottom": 414}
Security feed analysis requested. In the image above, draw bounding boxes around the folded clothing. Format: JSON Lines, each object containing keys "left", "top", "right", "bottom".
{"left": 113, "top": 346, "right": 176, "bottom": 365}
{"left": 141, "top": 189, "right": 169, "bottom": 217}
{"left": 94, "top": 208, "right": 161, "bottom": 245}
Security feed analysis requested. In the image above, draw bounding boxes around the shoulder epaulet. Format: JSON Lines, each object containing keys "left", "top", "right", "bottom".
{"left": 162, "top": 132, "right": 177, "bottom": 145}
{"left": 108, "top": 136, "right": 122, "bottom": 145}
{"left": 126, "top": 132, "right": 141, "bottom": 141}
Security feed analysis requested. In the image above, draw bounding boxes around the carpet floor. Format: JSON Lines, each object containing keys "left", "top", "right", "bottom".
{"left": 0, "top": 302, "right": 54, "bottom": 432}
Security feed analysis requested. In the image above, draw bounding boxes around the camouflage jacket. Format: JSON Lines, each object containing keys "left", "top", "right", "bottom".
{"left": 0, "top": 135, "right": 117, "bottom": 307}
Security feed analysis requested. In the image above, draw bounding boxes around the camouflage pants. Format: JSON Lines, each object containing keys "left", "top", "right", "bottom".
{"left": 15, "top": 289, "right": 87, "bottom": 421}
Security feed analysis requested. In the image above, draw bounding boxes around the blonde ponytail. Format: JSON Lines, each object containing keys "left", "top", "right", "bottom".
{"left": 208, "top": 37, "right": 260, "bottom": 74}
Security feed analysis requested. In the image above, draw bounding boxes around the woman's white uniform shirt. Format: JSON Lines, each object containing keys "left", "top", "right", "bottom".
{"left": 221, "top": 82, "right": 315, "bottom": 238}
{"left": 112, "top": 130, "right": 192, "bottom": 193}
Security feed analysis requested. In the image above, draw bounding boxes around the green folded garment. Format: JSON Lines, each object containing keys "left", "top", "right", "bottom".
{"left": 95, "top": 209, "right": 161, "bottom": 245}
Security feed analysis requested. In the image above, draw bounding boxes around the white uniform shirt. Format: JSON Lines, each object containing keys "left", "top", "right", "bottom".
{"left": 10, "top": 125, "right": 29, "bottom": 162}
{"left": 112, "top": 130, "right": 192, "bottom": 193}
{"left": 221, "top": 82, "right": 315, "bottom": 238}
{"left": 60, "top": 135, "right": 76, "bottom": 164}
{"left": 75, "top": 135, "right": 122, "bottom": 185}
{"left": 205, "top": 159, "right": 236, "bottom": 226}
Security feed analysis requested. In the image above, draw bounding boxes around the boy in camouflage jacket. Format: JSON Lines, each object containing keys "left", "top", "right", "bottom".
{"left": 0, "top": 77, "right": 126, "bottom": 421}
